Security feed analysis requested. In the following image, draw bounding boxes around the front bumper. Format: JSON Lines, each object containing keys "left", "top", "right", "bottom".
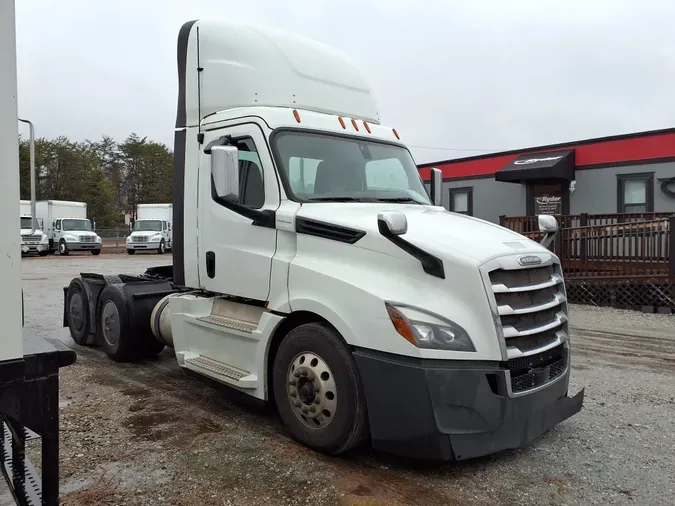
{"left": 353, "top": 347, "right": 584, "bottom": 461}
{"left": 127, "top": 241, "right": 161, "bottom": 250}
{"left": 21, "top": 243, "right": 49, "bottom": 253}
{"left": 66, "top": 242, "right": 101, "bottom": 251}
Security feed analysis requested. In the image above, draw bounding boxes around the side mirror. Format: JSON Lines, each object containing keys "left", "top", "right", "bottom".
{"left": 537, "top": 214, "right": 558, "bottom": 248}
{"left": 429, "top": 167, "right": 442, "bottom": 207}
{"left": 211, "top": 145, "right": 239, "bottom": 201}
{"left": 377, "top": 211, "right": 408, "bottom": 236}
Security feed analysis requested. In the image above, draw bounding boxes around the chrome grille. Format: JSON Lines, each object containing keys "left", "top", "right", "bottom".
{"left": 487, "top": 262, "right": 569, "bottom": 394}
{"left": 132, "top": 236, "right": 148, "bottom": 243}
{"left": 22, "top": 234, "right": 42, "bottom": 243}
{"left": 80, "top": 235, "right": 96, "bottom": 243}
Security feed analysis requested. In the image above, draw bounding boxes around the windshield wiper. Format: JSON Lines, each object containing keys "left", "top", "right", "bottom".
{"left": 373, "top": 197, "right": 423, "bottom": 204}
{"left": 307, "top": 197, "right": 368, "bottom": 202}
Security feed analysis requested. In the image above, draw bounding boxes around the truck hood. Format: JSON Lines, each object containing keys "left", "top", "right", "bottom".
{"left": 295, "top": 203, "right": 550, "bottom": 265}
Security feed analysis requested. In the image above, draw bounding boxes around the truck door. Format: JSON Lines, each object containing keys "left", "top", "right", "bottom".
{"left": 53, "top": 219, "right": 62, "bottom": 244}
{"left": 198, "top": 123, "right": 279, "bottom": 301}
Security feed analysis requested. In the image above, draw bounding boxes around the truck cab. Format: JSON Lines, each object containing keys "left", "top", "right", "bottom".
{"left": 63, "top": 19, "right": 584, "bottom": 461}
{"left": 19, "top": 214, "right": 49, "bottom": 256}
{"left": 126, "top": 203, "right": 173, "bottom": 254}
{"left": 52, "top": 217, "right": 101, "bottom": 255}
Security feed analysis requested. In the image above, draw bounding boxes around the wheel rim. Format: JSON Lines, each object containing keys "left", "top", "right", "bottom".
{"left": 101, "top": 300, "right": 120, "bottom": 346}
{"left": 59, "top": 242, "right": 65, "bottom": 253}
{"left": 286, "top": 352, "right": 337, "bottom": 429}
{"left": 69, "top": 293, "right": 84, "bottom": 332}
{"left": 160, "top": 242, "right": 165, "bottom": 253}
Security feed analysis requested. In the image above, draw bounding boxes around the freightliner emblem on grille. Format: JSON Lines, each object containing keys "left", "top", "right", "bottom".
{"left": 518, "top": 255, "right": 542, "bottom": 266}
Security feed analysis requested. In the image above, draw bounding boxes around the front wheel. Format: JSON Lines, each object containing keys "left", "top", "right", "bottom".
{"left": 91, "top": 249, "right": 101, "bottom": 256}
{"left": 38, "top": 250, "right": 49, "bottom": 257}
{"left": 58, "top": 240, "right": 69, "bottom": 256}
{"left": 157, "top": 239, "right": 166, "bottom": 255}
{"left": 272, "top": 322, "right": 369, "bottom": 455}
{"left": 126, "top": 249, "right": 135, "bottom": 255}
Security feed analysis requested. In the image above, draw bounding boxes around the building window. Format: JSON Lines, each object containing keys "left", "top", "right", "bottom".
{"left": 449, "top": 187, "right": 473, "bottom": 216}
{"left": 617, "top": 172, "right": 654, "bottom": 213}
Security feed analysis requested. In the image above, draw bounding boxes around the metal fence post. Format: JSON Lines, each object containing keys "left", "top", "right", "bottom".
{"left": 580, "top": 213, "right": 588, "bottom": 263}
{"left": 669, "top": 216, "right": 675, "bottom": 278}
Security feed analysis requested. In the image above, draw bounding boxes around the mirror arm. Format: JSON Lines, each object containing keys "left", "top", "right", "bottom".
{"left": 204, "top": 135, "right": 233, "bottom": 154}
{"left": 540, "top": 231, "right": 557, "bottom": 249}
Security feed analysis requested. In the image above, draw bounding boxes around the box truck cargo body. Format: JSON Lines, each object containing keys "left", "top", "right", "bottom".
{"left": 127, "top": 203, "right": 173, "bottom": 254}
{"left": 36, "top": 200, "right": 102, "bottom": 255}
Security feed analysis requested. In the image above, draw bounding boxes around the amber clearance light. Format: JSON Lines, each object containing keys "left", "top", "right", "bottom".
{"left": 386, "top": 304, "right": 417, "bottom": 346}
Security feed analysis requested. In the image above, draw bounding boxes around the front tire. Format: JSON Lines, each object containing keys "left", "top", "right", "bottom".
{"left": 272, "top": 322, "right": 369, "bottom": 455}
{"left": 58, "top": 240, "right": 69, "bottom": 256}
{"left": 38, "top": 250, "right": 48, "bottom": 257}
{"left": 91, "top": 249, "right": 101, "bottom": 256}
{"left": 127, "top": 249, "right": 136, "bottom": 255}
{"left": 157, "top": 239, "right": 166, "bottom": 254}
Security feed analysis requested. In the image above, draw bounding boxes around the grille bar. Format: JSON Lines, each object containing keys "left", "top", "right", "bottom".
{"left": 498, "top": 292, "right": 566, "bottom": 316}
{"left": 502, "top": 311, "right": 567, "bottom": 338}
{"left": 507, "top": 330, "right": 568, "bottom": 359}
{"left": 491, "top": 273, "right": 562, "bottom": 294}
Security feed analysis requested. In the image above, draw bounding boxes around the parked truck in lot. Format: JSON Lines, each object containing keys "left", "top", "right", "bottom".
{"left": 127, "top": 203, "right": 173, "bottom": 254}
{"left": 36, "top": 199, "right": 102, "bottom": 255}
{"left": 20, "top": 199, "right": 49, "bottom": 256}
{"left": 2, "top": 2, "right": 76, "bottom": 503}
{"left": 63, "top": 19, "right": 584, "bottom": 461}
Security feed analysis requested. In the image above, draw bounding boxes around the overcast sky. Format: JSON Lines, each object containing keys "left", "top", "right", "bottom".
{"left": 14, "top": 0, "right": 675, "bottom": 164}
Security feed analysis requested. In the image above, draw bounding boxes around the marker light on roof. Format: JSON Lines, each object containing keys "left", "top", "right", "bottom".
{"left": 293, "top": 109, "right": 301, "bottom": 123}
{"left": 338, "top": 117, "right": 346, "bottom": 129}
{"left": 393, "top": 128, "right": 400, "bottom": 140}
{"left": 351, "top": 119, "right": 359, "bottom": 131}
{"left": 363, "top": 121, "right": 372, "bottom": 134}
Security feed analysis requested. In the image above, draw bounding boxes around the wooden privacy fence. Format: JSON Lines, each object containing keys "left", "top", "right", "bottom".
{"left": 500, "top": 213, "right": 675, "bottom": 311}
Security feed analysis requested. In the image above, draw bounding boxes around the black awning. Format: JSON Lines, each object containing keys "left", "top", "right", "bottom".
{"left": 495, "top": 149, "right": 575, "bottom": 183}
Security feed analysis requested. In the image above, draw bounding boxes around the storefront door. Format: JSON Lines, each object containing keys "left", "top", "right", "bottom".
{"left": 526, "top": 182, "right": 569, "bottom": 216}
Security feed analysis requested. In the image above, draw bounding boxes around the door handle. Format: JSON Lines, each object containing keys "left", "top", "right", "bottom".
{"left": 206, "top": 251, "right": 216, "bottom": 279}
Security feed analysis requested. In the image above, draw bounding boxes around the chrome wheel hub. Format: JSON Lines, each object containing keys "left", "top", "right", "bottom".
{"left": 286, "top": 352, "right": 337, "bottom": 429}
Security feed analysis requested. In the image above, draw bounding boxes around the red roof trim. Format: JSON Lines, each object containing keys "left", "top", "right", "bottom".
{"left": 419, "top": 130, "right": 675, "bottom": 181}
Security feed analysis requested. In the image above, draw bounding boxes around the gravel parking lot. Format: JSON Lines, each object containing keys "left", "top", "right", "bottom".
{"left": 3, "top": 254, "right": 674, "bottom": 506}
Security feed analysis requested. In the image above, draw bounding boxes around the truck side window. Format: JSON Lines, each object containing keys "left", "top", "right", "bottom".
{"left": 212, "top": 137, "right": 264, "bottom": 209}
{"left": 54, "top": 220, "right": 61, "bottom": 231}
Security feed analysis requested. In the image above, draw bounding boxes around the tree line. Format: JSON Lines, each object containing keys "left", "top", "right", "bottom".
{"left": 18, "top": 134, "right": 174, "bottom": 228}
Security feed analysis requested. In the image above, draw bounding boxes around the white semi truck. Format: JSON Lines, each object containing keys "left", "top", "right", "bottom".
{"left": 126, "top": 203, "right": 173, "bottom": 254}
{"left": 36, "top": 200, "right": 102, "bottom": 255}
{"left": 63, "top": 19, "right": 584, "bottom": 460}
{"left": 20, "top": 199, "right": 50, "bottom": 256}
{"left": 2, "top": 2, "right": 76, "bottom": 504}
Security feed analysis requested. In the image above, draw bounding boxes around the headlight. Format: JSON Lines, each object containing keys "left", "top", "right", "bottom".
{"left": 151, "top": 235, "right": 162, "bottom": 241}
{"left": 41, "top": 233, "right": 48, "bottom": 242}
{"left": 96, "top": 236, "right": 102, "bottom": 243}
{"left": 126, "top": 236, "right": 132, "bottom": 243}
{"left": 385, "top": 303, "right": 475, "bottom": 352}
{"left": 64, "top": 235, "right": 77, "bottom": 242}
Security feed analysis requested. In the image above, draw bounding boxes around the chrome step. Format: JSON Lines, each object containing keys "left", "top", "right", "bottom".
{"left": 196, "top": 315, "right": 257, "bottom": 333}
{"left": 184, "top": 355, "right": 257, "bottom": 389}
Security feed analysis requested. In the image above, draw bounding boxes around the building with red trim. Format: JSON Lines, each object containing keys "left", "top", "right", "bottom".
{"left": 418, "top": 128, "right": 675, "bottom": 223}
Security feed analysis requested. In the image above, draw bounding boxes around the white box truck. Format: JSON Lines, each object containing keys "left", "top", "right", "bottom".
{"left": 36, "top": 200, "right": 102, "bottom": 255}
{"left": 19, "top": 199, "right": 49, "bottom": 256}
{"left": 126, "top": 203, "right": 173, "bottom": 254}
{"left": 63, "top": 19, "right": 584, "bottom": 461}
{"left": 2, "top": 2, "right": 76, "bottom": 503}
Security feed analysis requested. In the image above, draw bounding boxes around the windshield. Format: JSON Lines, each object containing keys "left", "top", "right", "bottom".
{"left": 272, "top": 131, "right": 431, "bottom": 204}
{"left": 20, "top": 217, "right": 43, "bottom": 230}
{"left": 133, "top": 220, "right": 162, "bottom": 232}
{"left": 63, "top": 219, "right": 92, "bottom": 231}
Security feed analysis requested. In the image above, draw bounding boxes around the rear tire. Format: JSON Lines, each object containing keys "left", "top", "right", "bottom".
{"left": 96, "top": 284, "right": 165, "bottom": 362}
{"left": 127, "top": 249, "right": 135, "bottom": 255}
{"left": 58, "top": 240, "right": 69, "bottom": 256}
{"left": 66, "top": 278, "right": 91, "bottom": 346}
{"left": 272, "top": 322, "right": 369, "bottom": 455}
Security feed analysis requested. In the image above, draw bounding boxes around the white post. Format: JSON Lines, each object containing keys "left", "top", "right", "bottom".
{"left": 0, "top": 0, "right": 23, "bottom": 362}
